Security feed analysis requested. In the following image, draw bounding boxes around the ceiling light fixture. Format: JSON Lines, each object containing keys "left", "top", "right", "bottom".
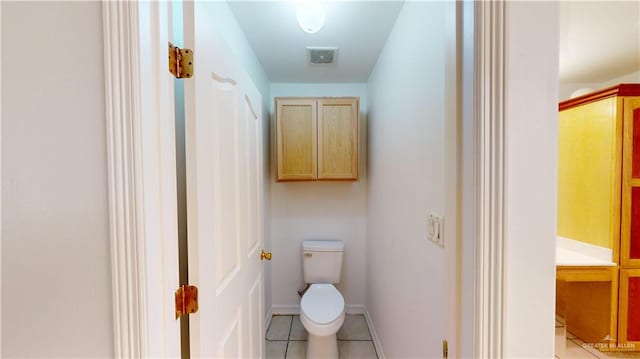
{"left": 296, "top": 1, "right": 325, "bottom": 34}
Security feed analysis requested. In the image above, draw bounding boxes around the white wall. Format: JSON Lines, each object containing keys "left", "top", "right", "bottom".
{"left": 201, "top": 1, "right": 273, "bottom": 318}
{"left": 366, "top": 2, "right": 448, "bottom": 357}
{"left": 504, "top": 2, "right": 559, "bottom": 357}
{"left": 559, "top": 70, "right": 640, "bottom": 100}
{"left": 1, "top": 2, "right": 113, "bottom": 357}
{"left": 459, "top": 1, "right": 475, "bottom": 357}
{"left": 269, "top": 83, "right": 368, "bottom": 311}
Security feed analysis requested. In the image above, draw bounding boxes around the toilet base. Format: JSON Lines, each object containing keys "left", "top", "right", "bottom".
{"left": 306, "top": 333, "right": 338, "bottom": 359}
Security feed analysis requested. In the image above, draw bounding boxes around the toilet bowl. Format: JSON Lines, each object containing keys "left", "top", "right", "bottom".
{"left": 300, "top": 283, "right": 345, "bottom": 359}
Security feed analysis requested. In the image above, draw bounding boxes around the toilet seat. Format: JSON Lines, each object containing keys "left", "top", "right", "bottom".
{"left": 300, "top": 284, "right": 345, "bottom": 336}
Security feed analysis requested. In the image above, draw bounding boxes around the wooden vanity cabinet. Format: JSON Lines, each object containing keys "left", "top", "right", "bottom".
{"left": 556, "top": 266, "right": 619, "bottom": 345}
{"left": 275, "top": 97, "right": 359, "bottom": 181}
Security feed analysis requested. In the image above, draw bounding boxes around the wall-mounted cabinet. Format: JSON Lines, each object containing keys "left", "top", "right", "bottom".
{"left": 275, "top": 97, "right": 359, "bottom": 181}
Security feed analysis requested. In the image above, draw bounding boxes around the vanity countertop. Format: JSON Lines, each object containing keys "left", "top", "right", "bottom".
{"left": 556, "top": 247, "right": 616, "bottom": 266}
{"left": 556, "top": 236, "right": 616, "bottom": 267}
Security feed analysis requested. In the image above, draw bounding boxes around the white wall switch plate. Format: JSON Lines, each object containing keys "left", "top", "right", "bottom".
{"left": 428, "top": 213, "right": 444, "bottom": 247}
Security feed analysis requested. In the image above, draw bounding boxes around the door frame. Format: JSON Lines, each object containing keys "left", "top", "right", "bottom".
{"left": 102, "top": 1, "right": 555, "bottom": 358}
{"left": 103, "top": 2, "right": 180, "bottom": 357}
{"left": 469, "top": 1, "right": 507, "bottom": 357}
{"left": 103, "top": 2, "right": 146, "bottom": 355}
{"left": 466, "top": 1, "right": 559, "bottom": 357}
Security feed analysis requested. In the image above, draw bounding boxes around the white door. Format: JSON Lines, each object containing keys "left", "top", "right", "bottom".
{"left": 182, "top": 2, "right": 265, "bottom": 358}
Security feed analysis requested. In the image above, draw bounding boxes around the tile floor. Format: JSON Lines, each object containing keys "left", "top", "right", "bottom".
{"left": 265, "top": 314, "right": 378, "bottom": 359}
{"left": 556, "top": 319, "right": 640, "bottom": 359}
{"left": 560, "top": 335, "right": 640, "bottom": 358}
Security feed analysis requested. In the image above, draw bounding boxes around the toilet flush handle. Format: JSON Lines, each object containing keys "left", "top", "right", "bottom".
{"left": 260, "top": 250, "right": 272, "bottom": 261}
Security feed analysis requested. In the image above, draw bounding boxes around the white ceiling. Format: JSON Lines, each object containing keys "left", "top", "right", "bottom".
{"left": 229, "top": 1, "right": 639, "bottom": 85}
{"left": 559, "top": 1, "right": 640, "bottom": 83}
{"left": 228, "top": 1, "right": 404, "bottom": 83}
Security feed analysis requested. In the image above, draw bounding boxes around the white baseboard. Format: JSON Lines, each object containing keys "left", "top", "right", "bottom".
{"left": 364, "top": 309, "right": 385, "bottom": 359}
{"left": 272, "top": 304, "right": 300, "bottom": 315}
{"left": 346, "top": 304, "right": 366, "bottom": 314}
{"left": 271, "top": 304, "right": 367, "bottom": 315}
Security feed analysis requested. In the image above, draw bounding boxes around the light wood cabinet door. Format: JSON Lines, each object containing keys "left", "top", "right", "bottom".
{"left": 275, "top": 97, "right": 359, "bottom": 181}
{"left": 318, "top": 98, "right": 359, "bottom": 180}
{"left": 276, "top": 99, "right": 317, "bottom": 181}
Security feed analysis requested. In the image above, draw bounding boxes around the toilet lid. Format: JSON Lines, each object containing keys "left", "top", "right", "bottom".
{"left": 301, "top": 284, "right": 344, "bottom": 324}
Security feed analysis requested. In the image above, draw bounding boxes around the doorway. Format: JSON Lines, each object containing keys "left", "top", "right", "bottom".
{"left": 103, "top": 1, "right": 561, "bottom": 358}
{"left": 555, "top": 2, "right": 640, "bottom": 358}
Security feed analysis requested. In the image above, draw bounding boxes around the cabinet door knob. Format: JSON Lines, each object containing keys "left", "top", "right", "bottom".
{"left": 260, "top": 250, "right": 272, "bottom": 261}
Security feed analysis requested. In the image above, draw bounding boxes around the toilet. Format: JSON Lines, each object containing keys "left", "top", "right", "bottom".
{"left": 300, "top": 240, "right": 345, "bottom": 359}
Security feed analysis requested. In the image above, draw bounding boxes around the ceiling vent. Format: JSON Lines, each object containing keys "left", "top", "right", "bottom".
{"left": 307, "top": 47, "right": 338, "bottom": 65}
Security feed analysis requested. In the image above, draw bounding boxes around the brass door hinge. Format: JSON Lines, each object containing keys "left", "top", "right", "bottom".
{"left": 442, "top": 339, "right": 448, "bottom": 359}
{"left": 175, "top": 285, "right": 198, "bottom": 319}
{"left": 169, "top": 42, "right": 193, "bottom": 79}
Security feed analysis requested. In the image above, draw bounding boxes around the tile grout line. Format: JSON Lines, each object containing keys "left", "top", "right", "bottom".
{"left": 366, "top": 320, "right": 379, "bottom": 359}
{"left": 268, "top": 314, "right": 378, "bottom": 359}
{"left": 284, "top": 315, "right": 293, "bottom": 359}
{"left": 265, "top": 316, "right": 274, "bottom": 341}
{"left": 365, "top": 314, "right": 379, "bottom": 359}
{"left": 568, "top": 338, "right": 600, "bottom": 359}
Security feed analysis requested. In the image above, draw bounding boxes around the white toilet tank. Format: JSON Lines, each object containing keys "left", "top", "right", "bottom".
{"left": 302, "top": 240, "right": 344, "bottom": 284}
